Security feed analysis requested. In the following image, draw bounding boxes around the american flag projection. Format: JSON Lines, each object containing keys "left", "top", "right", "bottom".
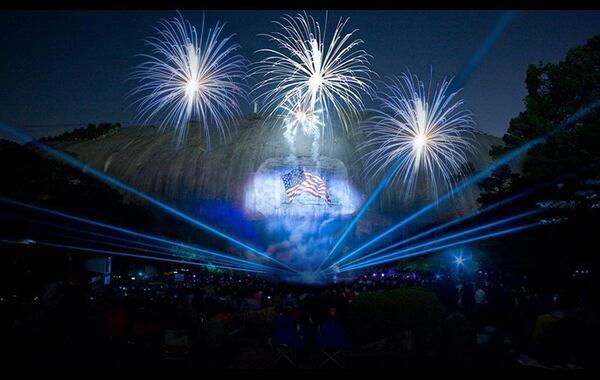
{"left": 282, "top": 167, "right": 332, "bottom": 206}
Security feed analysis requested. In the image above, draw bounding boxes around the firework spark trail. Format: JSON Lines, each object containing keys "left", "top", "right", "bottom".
{"left": 252, "top": 11, "right": 374, "bottom": 136}
{"left": 129, "top": 13, "right": 247, "bottom": 148}
{"left": 277, "top": 91, "right": 326, "bottom": 169}
{"left": 361, "top": 72, "right": 476, "bottom": 200}
{"left": 280, "top": 91, "right": 324, "bottom": 136}
{"left": 312, "top": 127, "right": 321, "bottom": 169}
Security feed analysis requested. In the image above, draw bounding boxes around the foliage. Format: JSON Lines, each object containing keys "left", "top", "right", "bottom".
{"left": 499, "top": 35, "right": 600, "bottom": 155}
{"left": 472, "top": 35, "right": 600, "bottom": 273}
{"left": 40, "top": 122, "right": 121, "bottom": 142}
{"left": 477, "top": 164, "right": 521, "bottom": 206}
{"left": 347, "top": 287, "right": 446, "bottom": 347}
{"left": 479, "top": 34, "right": 600, "bottom": 198}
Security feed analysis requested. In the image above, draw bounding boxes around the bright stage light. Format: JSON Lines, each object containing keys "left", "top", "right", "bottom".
{"left": 453, "top": 254, "right": 465, "bottom": 267}
{"left": 244, "top": 165, "right": 360, "bottom": 218}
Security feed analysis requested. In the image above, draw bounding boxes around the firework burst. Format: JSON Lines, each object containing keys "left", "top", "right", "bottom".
{"left": 281, "top": 90, "right": 324, "bottom": 138}
{"left": 361, "top": 71, "right": 476, "bottom": 198}
{"left": 252, "top": 12, "right": 374, "bottom": 135}
{"left": 129, "top": 14, "right": 247, "bottom": 148}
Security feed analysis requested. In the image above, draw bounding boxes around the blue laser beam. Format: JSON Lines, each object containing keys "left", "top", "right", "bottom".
{"left": 320, "top": 12, "right": 518, "bottom": 271}
{"left": 0, "top": 122, "right": 296, "bottom": 272}
{"left": 0, "top": 196, "right": 278, "bottom": 273}
{"left": 0, "top": 196, "right": 273, "bottom": 272}
{"left": 339, "top": 187, "right": 540, "bottom": 268}
{"left": 450, "top": 11, "right": 517, "bottom": 93}
{"left": 28, "top": 241, "right": 268, "bottom": 274}
{"left": 5, "top": 213, "right": 269, "bottom": 271}
{"left": 40, "top": 229, "right": 265, "bottom": 271}
{"left": 343, "top": 158, "right": 600, "bottom": 268}
{"left": 338, "top": 209, "right": 541, "bottom": 271}
{"left": 340, "top": 222, "right": 540, "bottom": 272}
{"left": 328, "top": 97, "right": 600, "bottom": 273}
{"left": 315, "top": 156, "right": 406, "bottom": 272}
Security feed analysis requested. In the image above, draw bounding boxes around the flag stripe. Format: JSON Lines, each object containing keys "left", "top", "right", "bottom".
{"left": 282, "top": 167, "right": 332, "bottom": 206}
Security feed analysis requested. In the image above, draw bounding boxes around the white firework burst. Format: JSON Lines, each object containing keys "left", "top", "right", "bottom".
{"left": 361, "top": 72, "right": 476, "bottom": 198}
{"left": 129, "top": 14, "right": 247, "bottom": 147}
{"left": 281, "top": 91, "right": 324, "bottom": 138}
{"left": 252, "top": 12, "right": 374, "bottom": 134}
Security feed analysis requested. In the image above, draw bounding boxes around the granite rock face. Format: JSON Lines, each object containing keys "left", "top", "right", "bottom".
{"left": 52, "top": 115, "right": 503, "bottom": 232}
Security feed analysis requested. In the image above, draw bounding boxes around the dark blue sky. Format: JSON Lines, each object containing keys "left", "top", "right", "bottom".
{"left": 1, "top": 10, "right": 600, "bottom": 138}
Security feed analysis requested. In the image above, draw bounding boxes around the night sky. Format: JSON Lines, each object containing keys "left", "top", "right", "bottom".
{"left": 1, "top": 10, "right": 600, "bottom": 139}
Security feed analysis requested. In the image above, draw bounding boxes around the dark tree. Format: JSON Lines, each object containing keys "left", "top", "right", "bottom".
{"left": 40, "top": 122, "right": 122, "bottom": 142}
{"left": 499, "top": 35, "right": 600, "bottom": 156}
{"left": 449, "top": 162, "right": 476, "bottom": 185}
{"left": 483, "top": 34, "right": 600, "bottom": 187}
{"left": 476, "top": 164, "right": 521, "bottom": 206}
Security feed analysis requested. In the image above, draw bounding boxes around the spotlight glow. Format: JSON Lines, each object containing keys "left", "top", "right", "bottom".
{"left": 130, "top": 13, "right": 247, "bottom": 147}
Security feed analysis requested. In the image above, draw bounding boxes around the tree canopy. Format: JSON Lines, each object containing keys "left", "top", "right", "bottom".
{"left": 481, "top": 34, "right": 600, "bottom": 201}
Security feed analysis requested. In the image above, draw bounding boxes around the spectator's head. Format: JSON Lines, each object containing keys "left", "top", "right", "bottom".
{"left": 284, "top": 303, "right": 294, "bottom": 315}
{"left": 328, "top": 307, "right": 337, "bottom": 318}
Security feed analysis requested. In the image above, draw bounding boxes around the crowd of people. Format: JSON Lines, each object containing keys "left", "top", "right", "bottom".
{"left": 1, "top": 263, "right": 597, "bottom": 368}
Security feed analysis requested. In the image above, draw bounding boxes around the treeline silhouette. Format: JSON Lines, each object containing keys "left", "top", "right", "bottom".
{"left": 40, "top": 123, "right": 122, "bottom": 142}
